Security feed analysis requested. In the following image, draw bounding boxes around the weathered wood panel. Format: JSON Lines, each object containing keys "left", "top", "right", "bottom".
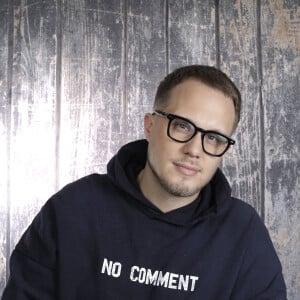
{"left": 218, "top": 0, "right": 262, "bottom": 213}
{"left": 59, "top": 0, "right": 124, "bottom": 186}
{"left": 0, "top": 0, "right": 299, "bottom": 298}
{"left": 261, "top": 1, "right": 300, "bottom": 299}
{"left": 0, "top": 0, "right": 10, "bottom": 290}
{"left": 8, "top": 0, "right": 57, "bottom": 255}
{"left": 126, "top": 0, "right": 166, "bottom": 142}
{"left": 169, "top": 0, "right": 216, "bottom": 69}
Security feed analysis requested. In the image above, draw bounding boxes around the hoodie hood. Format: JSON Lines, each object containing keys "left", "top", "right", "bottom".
{"left": 107, "top": 139, "right": 233, "bottom": 226}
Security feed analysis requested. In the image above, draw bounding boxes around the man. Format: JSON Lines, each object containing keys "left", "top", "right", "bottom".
{"left": 2, "top": 65, "right": 286, "bottom": 299}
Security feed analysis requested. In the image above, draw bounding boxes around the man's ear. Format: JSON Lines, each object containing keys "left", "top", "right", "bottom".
{"left": 144, "top": 113, "right": 154, "bottom": 140}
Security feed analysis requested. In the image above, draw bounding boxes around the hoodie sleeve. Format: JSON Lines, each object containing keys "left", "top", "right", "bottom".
{"left": 230, "top": 211, "right": 287, "bottom": 300}
{"left": 2, "top": 199, "right": 57, "bottom": 299}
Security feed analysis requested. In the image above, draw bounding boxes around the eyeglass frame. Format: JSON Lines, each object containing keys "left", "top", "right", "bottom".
{"left": 152, "top": 110, "right": 236, "bottom": 157}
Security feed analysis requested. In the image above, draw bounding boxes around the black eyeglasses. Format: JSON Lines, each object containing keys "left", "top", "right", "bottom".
{"left": 152, "top": 110, "right": 235, "bottom": 157}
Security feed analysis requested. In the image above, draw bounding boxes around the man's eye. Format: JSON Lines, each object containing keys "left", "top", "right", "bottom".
{"left": 207, "top": 134, "right": 218, "bottom": 142}
{"left": 208, "top": 134, "right": 216, "bottom": 140}
{"left": 174, "top": 121, "right": 192, "bottom": 131}
{"left": 206, "top": 134, "right": 227, "bottom": 144}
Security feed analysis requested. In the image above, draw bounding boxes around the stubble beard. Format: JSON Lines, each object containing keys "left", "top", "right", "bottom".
{"left": 147, "top": 158, "right": 202, "bottom": 198}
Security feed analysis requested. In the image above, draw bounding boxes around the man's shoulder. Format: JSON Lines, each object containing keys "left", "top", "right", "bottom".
{"left": 61, "top": 173, "right": 108, "bottom": 191}
{"left": 60, "top": 173, "right": 110, "bottom": 194}
{"left": 222, "top": 195, "right": 256, "bottom": 216}
{"left": 223, "top": 196, "right": 263, "bottom": 231}
{"left": 47, "top": 173, "right": 116, "bottom": 208}
{"left": 230, "top": 197, "right": 257, "bottom": 214}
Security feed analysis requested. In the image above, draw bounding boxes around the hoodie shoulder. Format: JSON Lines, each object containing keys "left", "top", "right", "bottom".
{"left": 45, "top": 173, "right": 114, "bottom": 210}
{"left": 59, "top": 173, "right": 109, "bottom": 194}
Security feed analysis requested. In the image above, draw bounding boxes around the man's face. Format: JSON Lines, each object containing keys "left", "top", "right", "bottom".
{"left": 144, "top": 78, "right": 236, "bottom": 199}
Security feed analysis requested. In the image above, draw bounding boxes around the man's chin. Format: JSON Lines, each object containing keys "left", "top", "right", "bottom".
{"left": 162, "top": 182, "right": 201, "bottom": 198}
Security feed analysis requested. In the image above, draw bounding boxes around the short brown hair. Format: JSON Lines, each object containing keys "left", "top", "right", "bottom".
{"left": 154, "top": 65, "right": 241, "bottom": 129}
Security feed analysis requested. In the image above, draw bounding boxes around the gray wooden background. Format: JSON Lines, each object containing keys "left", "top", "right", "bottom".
{"left": 0, "top": 0, "right": 299, "bottom": 298}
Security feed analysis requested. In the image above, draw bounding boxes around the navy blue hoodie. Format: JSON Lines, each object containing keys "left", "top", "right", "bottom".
{"left": 2, "top": 140, "right": 286, "bottom": 299}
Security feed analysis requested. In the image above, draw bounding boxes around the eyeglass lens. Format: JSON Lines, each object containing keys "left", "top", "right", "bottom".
{"left": 169, "top": 117, "right": 229, "bottom": 156}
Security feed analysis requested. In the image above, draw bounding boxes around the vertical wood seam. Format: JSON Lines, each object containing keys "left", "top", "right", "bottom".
{"left": 122, "top": 0, "right": 128, "bottom": 144}
{"left": 215, "top": 0, "right": 220, "bottom": 68}
{"left": 55, "top": 0, "right": 62, "bottom": 190}
{"left": 165, "top": 0, "right": 169, "bottom": 74}
{"left": 5, "top": 0, "right": 14, "bottom": 283}
{"left": 256, "top": 0, "right": 265, "bottom": 221}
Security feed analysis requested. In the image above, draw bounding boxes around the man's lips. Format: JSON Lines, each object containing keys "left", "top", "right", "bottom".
{"left": 173, "top": 162, "right": 201, "bottom": 176}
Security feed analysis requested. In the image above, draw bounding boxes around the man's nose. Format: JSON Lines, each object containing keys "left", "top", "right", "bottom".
{"left": 182, "top": 132, "right": 204, "bottom": 158}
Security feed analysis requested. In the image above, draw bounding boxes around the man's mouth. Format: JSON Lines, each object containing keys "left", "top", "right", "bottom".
{"left": 173, "top": 162, "right": 201, "bottom": 176}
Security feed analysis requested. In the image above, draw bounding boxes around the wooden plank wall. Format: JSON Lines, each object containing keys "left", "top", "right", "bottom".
{"left": 0, "top": 0, "right": 299, "bottom": 298}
